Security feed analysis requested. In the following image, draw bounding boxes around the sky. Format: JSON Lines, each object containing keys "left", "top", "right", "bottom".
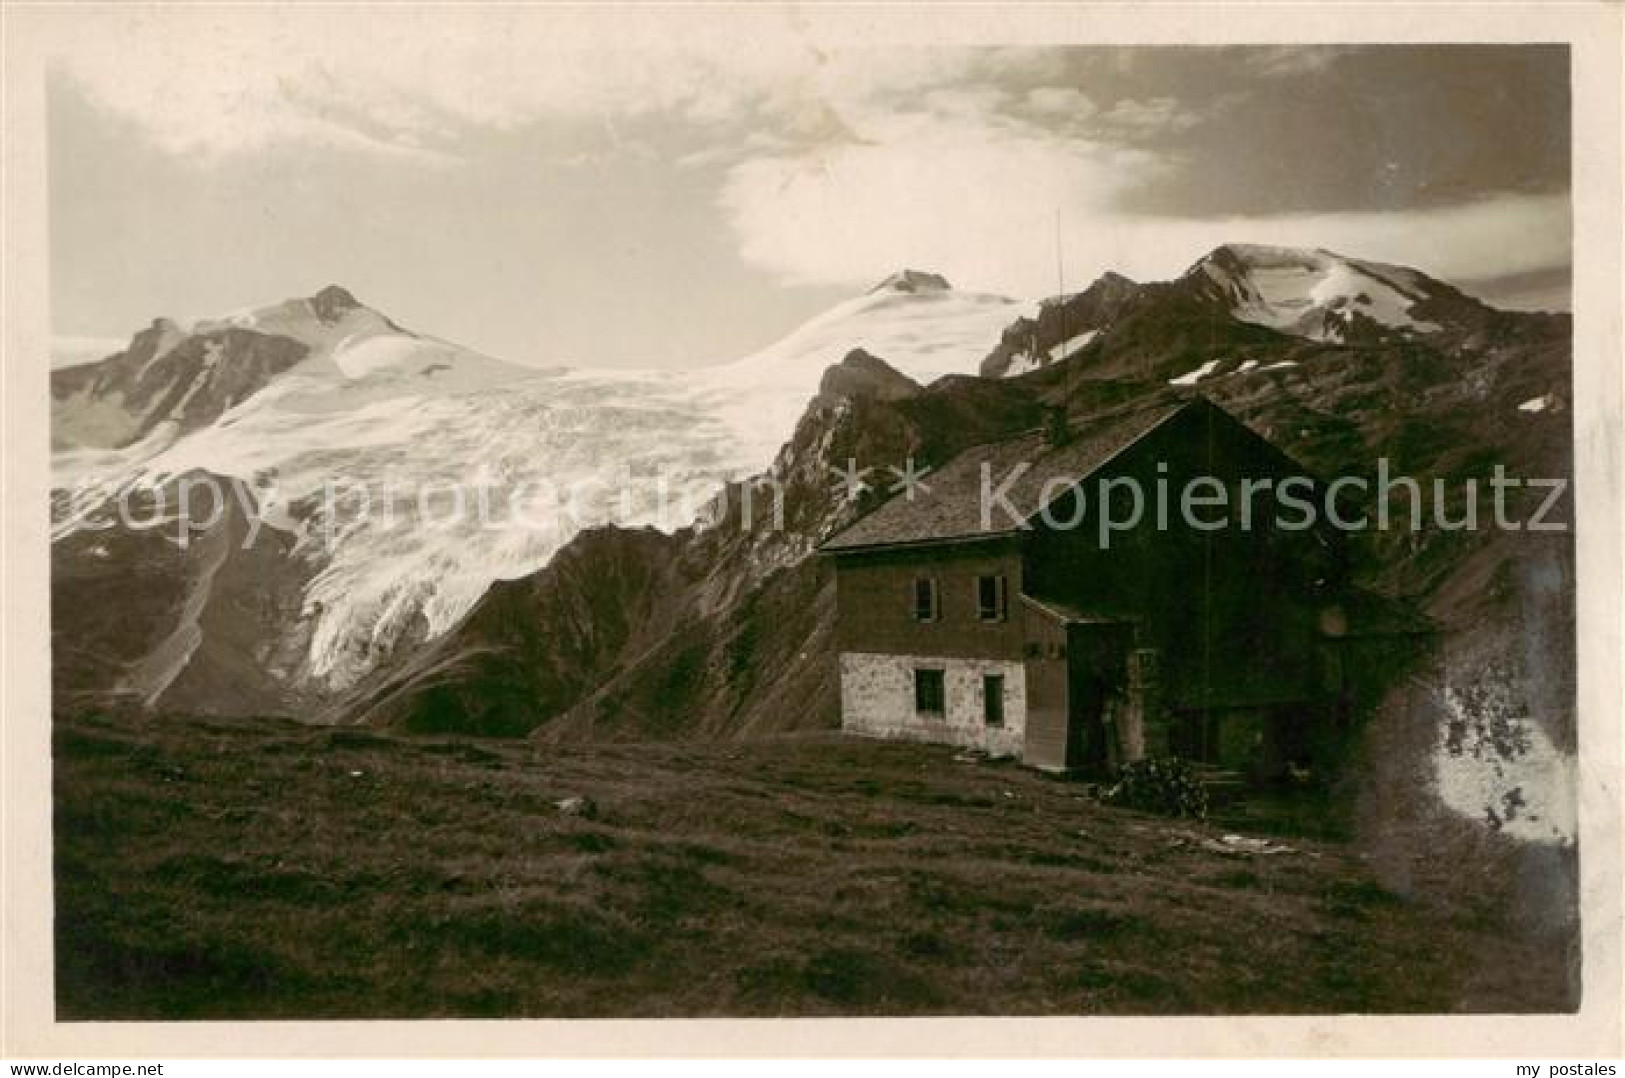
{"left": 47, "top": 11, "right": 1571, "bottom": 369}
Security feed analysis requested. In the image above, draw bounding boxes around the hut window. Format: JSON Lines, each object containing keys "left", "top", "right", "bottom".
{"left": 976, "top": 574, "right": 1007, "bottom": 621}
{"left": 912, "top": 577, "right": 940, "bottom": 621}
{"left": 983, "top": 674, "right": 1005, "bottom": 726}
{"left": 914, "top": 669, "right": 946, "bottom": 717}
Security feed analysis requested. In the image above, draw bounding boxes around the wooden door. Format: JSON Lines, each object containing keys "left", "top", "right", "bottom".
{"left": 1065, "top": 662, "right": 1108, "bottom": 773}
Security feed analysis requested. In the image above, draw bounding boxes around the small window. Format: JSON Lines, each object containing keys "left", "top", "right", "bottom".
{"left": 914, "top": 669, "right": 946, "bottom": 716}
{"left": 912, "top": 577, "right": 940, "bottom": 622}
{"left": 983, "top": 674, "right": 1005, "bottom": 727}
{"left": 977, "top": 574, "right": 1007, "bottom": 621}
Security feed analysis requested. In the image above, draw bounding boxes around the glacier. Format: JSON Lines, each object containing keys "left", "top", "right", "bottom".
{"left": 51, "top": 276, "right": 1031, "bottom": 691}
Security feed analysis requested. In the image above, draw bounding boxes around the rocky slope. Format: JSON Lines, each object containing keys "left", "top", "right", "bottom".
{"left": 980, "top": 245, "right": 1551, "bottom": 378}
{"left": 980, "top": 270, "right": 1141, "bottom": 377}
{"left": 51, "top": 471, "right": 313, "bottom": 717}
{"left": 52, "top": 324, "right": 309, "bottom": 451}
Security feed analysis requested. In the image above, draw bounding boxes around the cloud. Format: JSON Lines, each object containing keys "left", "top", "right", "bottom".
{"left": 719, "top": 109, "right": 1168, "bottom": 295}
{"left": 720, "top": 99, "right": 1570, "bottom": 299}
{"left": 1097, "top": 96, "right": 1203, "bottom": 137}
{"left": 50, "top": 9, "right": 1013, "bottom": 164}
{"left": 53, "top": 11, "right": 696, "bottom": 159}
{"left": 1022, "top": 87, "right": 1097, "bottom": 120}
{"left": 1240, "top": 46, "right": 1358, "bottom": 79}
{"left": 51, "top": 16, "right": 1570, "bottom": 308}
{"left": 52, "top": 18, "right": 474, "bottom": 162}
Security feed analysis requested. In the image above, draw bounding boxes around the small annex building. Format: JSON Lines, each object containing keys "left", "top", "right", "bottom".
{"left": 817, "top": 395, "right": 1412, "bottom": 778}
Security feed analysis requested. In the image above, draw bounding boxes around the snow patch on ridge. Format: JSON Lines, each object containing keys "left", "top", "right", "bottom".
{"left": 1169, "top": 359, "right": 1221, "bottom": 387}
{"left": 1004, "top": 328, "right": 1096, "bottom": 376}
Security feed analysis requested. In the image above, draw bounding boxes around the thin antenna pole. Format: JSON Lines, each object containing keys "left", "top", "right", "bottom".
{"left": 1054, "top": 208, "right": 1066, "bottom": 362}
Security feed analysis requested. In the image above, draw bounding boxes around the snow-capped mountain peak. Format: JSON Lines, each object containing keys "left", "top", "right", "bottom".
{"left": 190, "top": 285, "right": 407, "bottom": 355}
{"left": 704, "top": 276, "right": 1031, "bottom": 461}
{"left": 51, "top": 286, "right": 534, "bottom": 461}
{"left": 1186, "top": 243, "right": 1466, "bottom": 343}
{"left": 869, "top": 268, "right": 953, "bottom": 294}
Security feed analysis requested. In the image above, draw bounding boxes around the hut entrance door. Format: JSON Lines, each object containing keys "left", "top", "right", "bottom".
{"left": 1065, "top": 661, "right": 1109, "bottom": 773}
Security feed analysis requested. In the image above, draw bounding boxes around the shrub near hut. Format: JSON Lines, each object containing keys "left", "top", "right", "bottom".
{"left": 1101, "top": 757, "right": 1209, "bottom": 819}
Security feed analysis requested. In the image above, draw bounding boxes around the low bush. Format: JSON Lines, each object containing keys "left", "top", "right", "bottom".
{"left": 1100, "top": 757, "right": 1209, "bottom": 819}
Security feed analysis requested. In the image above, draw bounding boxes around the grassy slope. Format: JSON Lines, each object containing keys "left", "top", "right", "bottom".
{"left": 54, "top": 709, "right": 1573, "bottom": 1019}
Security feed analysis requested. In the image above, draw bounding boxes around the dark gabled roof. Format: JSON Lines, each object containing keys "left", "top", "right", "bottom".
{"left": 819, "top": 398, "right": 1190, "bottom": 553}
{"left": 1019, "top": 593, "right": 1131, "bottom": 626}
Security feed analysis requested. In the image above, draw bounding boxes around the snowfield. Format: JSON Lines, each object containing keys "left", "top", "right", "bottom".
{"left": 697, "top": 283, "right": 1032, "bottom": 462}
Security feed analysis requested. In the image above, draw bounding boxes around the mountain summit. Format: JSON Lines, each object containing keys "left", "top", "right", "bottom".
{"left": 49, "top": 285, "right": 519, "bottom": 455}
{"left": 1183, "top": 243, "right": 1492, "bottom": 344}
{"left": 309, "top": 283, "right": 364, "bottom": 323}
{"left": 869, "top": 269, "right": 952, "bottom": 294}
{"left": 980, "top": 244, "right": 1530, "bottom": 378}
